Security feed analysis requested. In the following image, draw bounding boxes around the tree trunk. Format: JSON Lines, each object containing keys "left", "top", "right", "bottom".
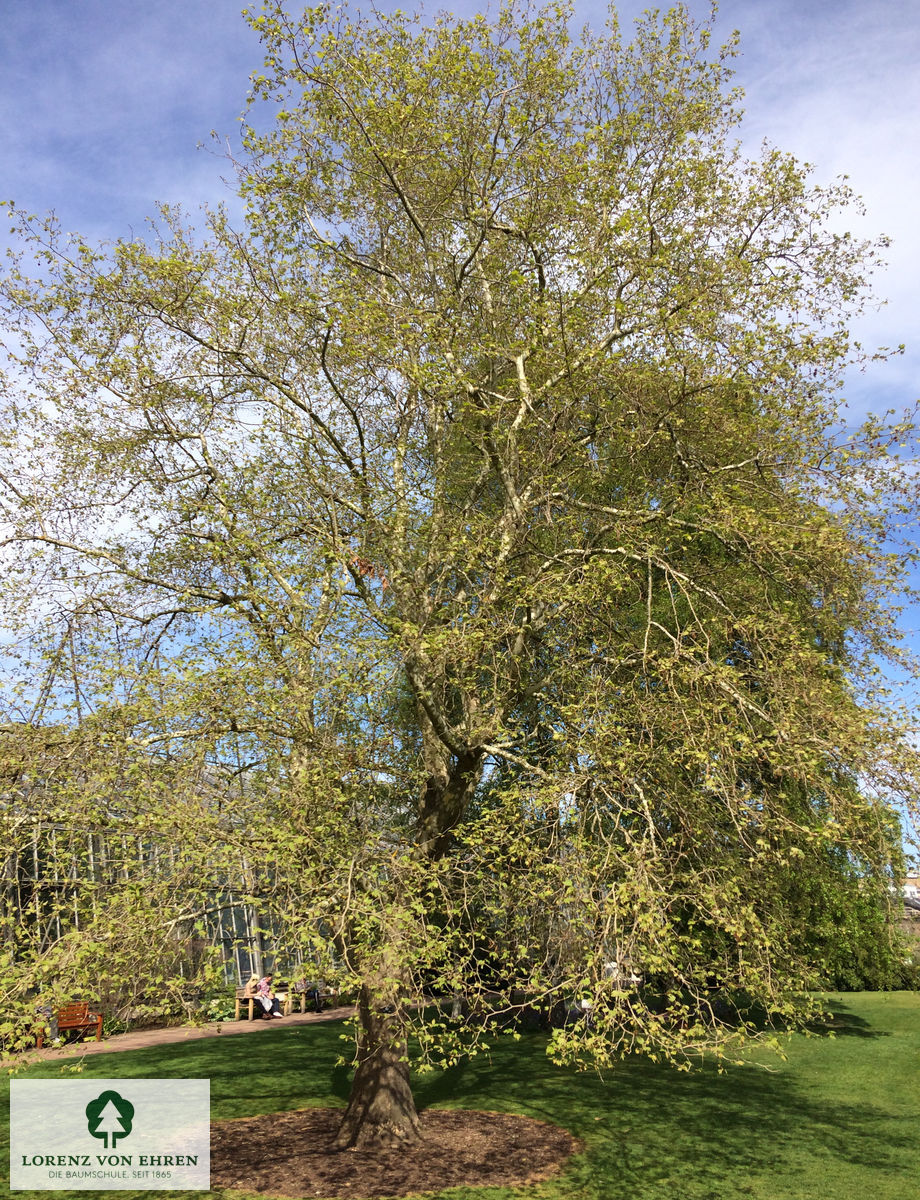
{"left": 333, "top": 728, "right": 481, "bottom": 1152}
{"left": 417, "top": 747, "right": 483, "bottom": 859}
{"left": 333, "top": 984, "right": 421, "bottom": 1151}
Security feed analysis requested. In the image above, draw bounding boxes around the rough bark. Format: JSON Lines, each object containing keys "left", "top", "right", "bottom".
{"left": 333, "top": 720, "right": 482, "bottom": 1150}
{"left": 333, "top": 984, "right": 421, "bottom": 1151}
{"left": 417, "top": 746, "right": 484, "bottom": 860}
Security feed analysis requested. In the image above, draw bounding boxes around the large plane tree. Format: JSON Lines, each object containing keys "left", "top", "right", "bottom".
{"left": 1, "top": 1, "right": 916, "bottom": 1147}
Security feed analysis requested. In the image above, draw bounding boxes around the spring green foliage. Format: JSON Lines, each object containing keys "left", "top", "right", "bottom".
{"left": 0, "top": 0, "right": 917, "bottom": 1085}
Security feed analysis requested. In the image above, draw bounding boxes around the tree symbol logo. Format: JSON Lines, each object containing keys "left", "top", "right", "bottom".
{"left": 85, "top": 1090, "right": 135, "bottom": 1149}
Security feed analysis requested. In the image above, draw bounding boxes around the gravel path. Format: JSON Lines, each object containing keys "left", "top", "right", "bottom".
{"left": 21, "top": 1006, "right": 354, "bottom": 1063}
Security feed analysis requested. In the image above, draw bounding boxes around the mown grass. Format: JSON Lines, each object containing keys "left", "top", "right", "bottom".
{"left": 2, "top": 991, "right": 918, "bottom": 1200}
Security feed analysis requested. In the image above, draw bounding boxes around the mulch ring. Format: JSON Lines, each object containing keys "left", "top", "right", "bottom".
{"left": 211, "top": 1106, "right": 582, "bottom": 1198}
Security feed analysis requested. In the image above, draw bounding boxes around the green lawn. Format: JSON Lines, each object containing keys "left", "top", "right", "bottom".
{"left": 2, "top": 992, "right": 918, "bottom": 1200}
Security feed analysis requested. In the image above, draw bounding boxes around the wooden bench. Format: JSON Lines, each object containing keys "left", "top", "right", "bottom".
{"left": 235, "top": 983, "right": 288, "bottom": 1019}
{"left": 36, "top": 1002, "right": 103, "bottom": 1049}
{"left": 234, "top": 987, "right": 259, "bottom": 1020}
{"left": 234, "top": 983, "right": 289, "bottom": 1018}
{"left": 235, "top": 982, "right": 302, "bottom": 1018}
{"left": 234, "top": 981, "right": 340, "bottom": 1019}
{"left": 288, "top": 982, "right": 339, "bottom": 1013}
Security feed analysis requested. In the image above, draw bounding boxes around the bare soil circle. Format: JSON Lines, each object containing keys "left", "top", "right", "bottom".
{"left": 211, "top": 1106, "right": 582, "bottom": 1198}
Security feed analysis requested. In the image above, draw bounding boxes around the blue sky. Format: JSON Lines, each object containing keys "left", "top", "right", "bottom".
{"left": 1, "top": 0, "right": 911, "bottom": 379}
{"left": 2, "top": 0, "right": 916, "bottom": 403}
{"left": 2, "top": 1, "right": 919, "bottom": 715}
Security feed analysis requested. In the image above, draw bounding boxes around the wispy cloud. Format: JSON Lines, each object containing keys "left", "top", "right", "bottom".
{"left": 0, "top": 0, "right": 255, "bottom": 237}
{"left": 3, "top": 1, "right": 915, "bottom": 395}
{"left": 710, "top": 0, "right": 920, "bottom": 413}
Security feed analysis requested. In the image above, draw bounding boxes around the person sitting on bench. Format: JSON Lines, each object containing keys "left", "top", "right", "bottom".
{"left": 256, "top": 974, "right": 284, "bottom": 1018}
{"left": 294, "top": 976, "right": 324, "bottom": 1012}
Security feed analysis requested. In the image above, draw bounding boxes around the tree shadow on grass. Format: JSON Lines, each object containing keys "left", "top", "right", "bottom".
{"left": 36, "top": 1022, "right": 351, "bottom": 1122}
{"left": 6, "top": 1007, "right": 911, "bottom": 1199}
{"left": 801, "top": 997, "right": 889, "bottom": 1039}
{"left": 697, "top": 995, "right": 889, "bottom": 1042}
{"left": 413, "top": 1020, "right": 911, "bottom": 1199}
{"left": 736, "top": 995, "right": 889, "bottom": 1042}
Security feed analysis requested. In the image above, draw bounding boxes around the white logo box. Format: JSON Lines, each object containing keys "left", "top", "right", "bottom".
{"left": 10, "top": 1079, "right": 209, "bottom": 1191}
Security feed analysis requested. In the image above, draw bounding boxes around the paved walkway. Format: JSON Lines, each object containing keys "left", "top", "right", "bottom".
{"left": 21, "top": 1006, "right": 354, "bottom": 1064}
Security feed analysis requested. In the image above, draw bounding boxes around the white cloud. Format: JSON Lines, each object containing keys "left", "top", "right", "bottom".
{"left": 0, "top": 0, "right": 253, "bottom": 238}
{"left": 709, "top": 0, "right": 920, "bottom": 414}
